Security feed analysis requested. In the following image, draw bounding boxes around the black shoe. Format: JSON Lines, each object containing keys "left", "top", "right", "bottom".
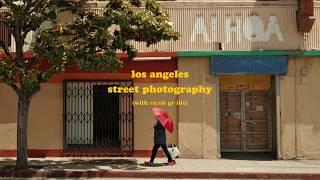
{"left": 144, "top": 161, "right": 154, "bottom": 166}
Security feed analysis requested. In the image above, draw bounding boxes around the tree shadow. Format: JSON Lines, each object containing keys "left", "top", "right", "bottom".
{"left": 0, "top": 158, "right": 146, "bottom": 171}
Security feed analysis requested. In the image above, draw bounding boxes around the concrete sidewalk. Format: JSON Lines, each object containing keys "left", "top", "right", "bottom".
{"left": 1, "top": 157, "right": 320, "bottom": 179}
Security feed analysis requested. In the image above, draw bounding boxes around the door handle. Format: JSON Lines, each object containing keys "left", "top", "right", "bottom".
{"left": 231, "top": 112, "right": 241, "bottom": 119}
{"left": 245, "top": 120, "right": 256, "bottom": 124}
{"left": 224, "top": 112, "right": 241, "bottom": 119}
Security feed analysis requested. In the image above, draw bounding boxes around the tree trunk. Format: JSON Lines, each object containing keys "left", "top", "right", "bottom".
{"left": 16, "top": 94, "right": 31, "bottom": 169}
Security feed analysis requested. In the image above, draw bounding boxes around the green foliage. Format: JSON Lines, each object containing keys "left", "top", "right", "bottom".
{"left": 0, "top": 0, "right": 180, "bottom": 96}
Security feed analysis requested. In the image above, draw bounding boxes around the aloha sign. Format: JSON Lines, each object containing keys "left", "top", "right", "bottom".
{"left": 190, "top": 15, "right": 284, "bottom": 43}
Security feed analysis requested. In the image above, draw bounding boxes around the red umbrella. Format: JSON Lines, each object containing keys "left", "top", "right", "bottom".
{"left": 152, "top": 107, "right": 174, "bottom": 133}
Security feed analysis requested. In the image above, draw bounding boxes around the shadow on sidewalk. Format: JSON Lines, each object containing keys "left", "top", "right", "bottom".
{"left": 221, "top": 152, "right": 276, "bottom": 161}
{"left": 0, "top": 158, "right": 146, "bottom": 171}
{"left": 139, "top": 162, "right": 168, "bottom": 167}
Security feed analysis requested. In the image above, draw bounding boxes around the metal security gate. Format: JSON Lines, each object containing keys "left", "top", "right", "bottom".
{"left": 63, "top": 80, "right": 134, "bottom": 155}
{"left": 220, "top": 90, "right": 271, "bottom": 152}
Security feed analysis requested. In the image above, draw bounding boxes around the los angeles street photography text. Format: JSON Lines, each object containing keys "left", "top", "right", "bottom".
{"left": 107, "top": 70, "right": 213, "bottom": 95}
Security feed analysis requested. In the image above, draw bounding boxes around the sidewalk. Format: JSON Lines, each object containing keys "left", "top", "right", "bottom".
{"left": 1, "top": 157, "right": 320, "bottom": 179}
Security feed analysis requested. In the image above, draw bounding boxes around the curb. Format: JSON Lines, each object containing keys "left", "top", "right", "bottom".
{"left": 1, "top": 170, "right": 320, "bottom": 179}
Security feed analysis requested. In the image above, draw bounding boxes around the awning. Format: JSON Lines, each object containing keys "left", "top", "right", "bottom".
{"left": 210, "top": 56, "right": 288, "bottom": 75}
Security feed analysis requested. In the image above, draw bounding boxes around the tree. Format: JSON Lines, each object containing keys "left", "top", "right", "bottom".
{"left": 0, "top": 0, "right": 180, "bottom": 169}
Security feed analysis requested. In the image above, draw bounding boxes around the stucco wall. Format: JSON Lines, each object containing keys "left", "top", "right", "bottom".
{"left": 28, "top": 84, "right": 64, "bottom": 149}
{"left": 280, "top": 57, "right": 320, "bottom": 159}
{"left": 178, "top": 57, "right": 217, "bottom": 158}
{"left": 0, "top": 84, "right": 18, "bottom": 149}
{"left": 133, "top": 83, "right": 178, "bottom": 150}
{"left": 0, "top": 84, "right": 63, "bottom": 150}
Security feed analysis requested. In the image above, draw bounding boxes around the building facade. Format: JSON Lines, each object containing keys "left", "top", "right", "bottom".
{"left": 1, "top": 0, "right": 320, "bottom": 159}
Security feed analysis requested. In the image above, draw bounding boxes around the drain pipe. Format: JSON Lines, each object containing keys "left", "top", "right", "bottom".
{"left": 294, "top": 59, "right": 298, "bottom": 158}
{"left": 276, "top": 75, "right": 282, "bottom": 159}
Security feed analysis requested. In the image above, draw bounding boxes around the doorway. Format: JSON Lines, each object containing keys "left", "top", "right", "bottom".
{"left": 93, "top": 85, "right": 120, "bottom": 149}
{"left": 63, "top": 80, "right": 134, "bottom": 155}
{"left": 220, "top": 90, "right": 271, "bottom": 152}
{"left": 219, "top": 75, "right": 276, "bottom": 159}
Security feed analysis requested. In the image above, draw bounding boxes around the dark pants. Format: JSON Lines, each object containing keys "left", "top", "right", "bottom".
{"left": 150, "top": 144, "right": 173, "bottom": 163}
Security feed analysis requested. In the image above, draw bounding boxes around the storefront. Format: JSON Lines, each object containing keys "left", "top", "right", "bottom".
{"left": 171, "top": 1, "right": 320, "bottom": 160}
{"left": 0, "top": 54, "right": 180, "bottom": 157}
{"left": 212, "top": 56, "right": 287, "bottom": 159}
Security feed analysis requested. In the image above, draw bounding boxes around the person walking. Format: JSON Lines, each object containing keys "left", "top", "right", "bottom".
{"left": 145, "top": 119, "right": 175, "bottom": 166}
